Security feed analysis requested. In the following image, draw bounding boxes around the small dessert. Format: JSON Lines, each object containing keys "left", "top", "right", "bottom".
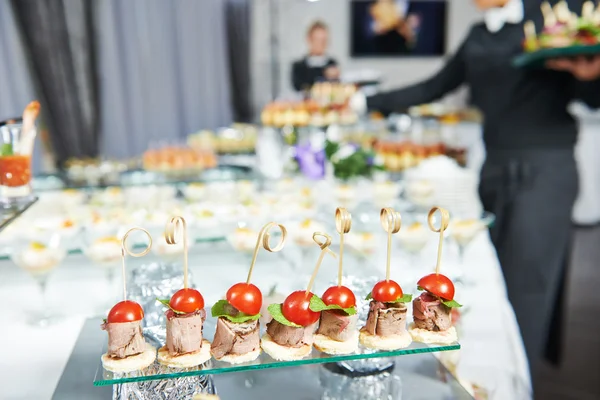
{"left": 229, "top": 227, "right": 258, "bottom": 253}
{"left": 184, "top": 183, "right": 207, "bottom": 202}
{"left": 101, "top": 300, "right": 156, "bottom": 372}
{"left": 292, "top": 219, "right": 326, "bottom": 247}
{"left": 85, "top": 236, "right": 122, "bottom": 266}
{"left": 398, "top": 222, "right": 429, "bottom": 254}
{"left": 450, "top": 219, "right": 484, "bottom": 247}
{"left": 153, "top": 234, "right": 189, "bottom": 258}
{"left": 346, "top": 232, "right": 377, "bottom": 255}
{"left": 13, "top": 242, "right": 66, "bottom": 276}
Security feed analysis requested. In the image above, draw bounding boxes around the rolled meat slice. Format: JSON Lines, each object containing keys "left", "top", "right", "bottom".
{"left": 316, "top": 310, "right": 358, "bottom": 342}
{"left": 166, "top": 309, "right": 206, "bottom": 356}
{"left": 412, "top": 292, "right": 451, "bottom": 331}
{"left": 363, "top": 301, "right": 408, "bottom": 337}
{"left": 211, "top": 318, "right": 260, "bottom": 359}
{"left": 101, "top": 320, "right": 146, "bottom": 359}
{"left": 266, "top": 319, "right": 315, "bottom": 348}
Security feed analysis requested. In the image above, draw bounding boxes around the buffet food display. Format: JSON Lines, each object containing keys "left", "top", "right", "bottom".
{"left": 187, "top": 124, "right": 258, "bottom": 155}
{"left": 142, "top": 146, "right": 217, "bottom": 176}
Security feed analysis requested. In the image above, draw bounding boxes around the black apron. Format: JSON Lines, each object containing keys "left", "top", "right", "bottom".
{"left": 478, "top": 148, "right": 577, "bottom": 376}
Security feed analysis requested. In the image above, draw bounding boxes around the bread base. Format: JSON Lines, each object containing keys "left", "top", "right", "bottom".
{"left": 157, "top": 340, "right": 212, "bottom": 368}
{"left": 260, "top": 333, "right": 312, "bottom": 361}
{"left": 214, "top": 348, "right": 261, "bottom": 364}
{"left": 101, "top": 343, "right": 156, "bottom": 373}
{"left": 359, "top": 330, "right": 412, "bottom": 351}
{"left": 408, "top": 324, "right": 458, "bottom": 345}
{"left": 313, "top": 331, "right": 359, "bottom": 355}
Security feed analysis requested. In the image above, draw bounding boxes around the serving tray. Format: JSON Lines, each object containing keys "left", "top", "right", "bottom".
{"left": 513, "top": 43, "right": 600, "bottom": 68}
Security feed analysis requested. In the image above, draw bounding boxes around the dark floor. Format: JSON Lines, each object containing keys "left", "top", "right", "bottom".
{"left": 535, "top": 226, "right": 600, "bottom": 400}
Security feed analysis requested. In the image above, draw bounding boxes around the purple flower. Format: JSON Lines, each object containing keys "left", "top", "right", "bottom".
{"left": 295, "top": 144, "right": 325, "bottom": 180}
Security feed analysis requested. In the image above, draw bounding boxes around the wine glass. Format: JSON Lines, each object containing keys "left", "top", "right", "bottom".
{"left": 81, "top": 225, "right": 125, "bottom": 314}
{"left": 11, "top": 233, "right": 66, "bottom": 326}
{"left": 449, "top": 212, "right": 495, "bottom": 266}
{"left": 396, "top": 220, "right": 430, "bottom": 268}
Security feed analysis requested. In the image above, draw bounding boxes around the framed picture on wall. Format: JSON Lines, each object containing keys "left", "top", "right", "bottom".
{"left": 351, "top": 0, "right": 447, "bottom": 57}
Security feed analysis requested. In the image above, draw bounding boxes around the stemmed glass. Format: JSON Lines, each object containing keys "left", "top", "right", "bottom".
{"left": 449, "top": 212, "right": 495, "bottom": 266}
{"left": 81, "top": 225, "right": 124, "bottom": 314}
{"left": 396, "top": 220, "right": 430, "bottom": 268}
{"left": 11, "top": 232, "right": 66, "bottom": 326}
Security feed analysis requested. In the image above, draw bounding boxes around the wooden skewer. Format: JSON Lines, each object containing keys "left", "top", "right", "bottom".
{"left": 334, "top": 208, "right": 351, "bottom": 287}
{"left": 427, "top": 207, "right": 450, "bottom": 276}
{"left": 380, "top": 208, "right": 401, "bottom": 282}
{"left": 305, "top": 232, "right": 336, "bottom": 295}
{"left": 165, "top": 216, "right": 189, "bottom": 288}
{"left": 246, "top": 222, "right": 287, "bottom": 284}
{"left": 121, "top": 227, "right": 153, "bottom": 300}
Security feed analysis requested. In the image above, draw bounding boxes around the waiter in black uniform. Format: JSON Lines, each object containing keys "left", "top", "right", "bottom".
{"left": 291, "top": 21, "right": 340, "bottom": 91}
{"left": 355, "top": 0, "right": 600, "bottom": 385}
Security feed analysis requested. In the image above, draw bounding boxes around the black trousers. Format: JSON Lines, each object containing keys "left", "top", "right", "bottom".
{"left": 478, "top": 148, "right": 577, "bottom": 378}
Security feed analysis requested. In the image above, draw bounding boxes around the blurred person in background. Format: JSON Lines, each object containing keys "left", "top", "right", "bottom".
{"left": 291, "top": 21, "right": 340, "bottom": 91}
{"left": 354, "top": 0, "right": 600, "bottom": 384}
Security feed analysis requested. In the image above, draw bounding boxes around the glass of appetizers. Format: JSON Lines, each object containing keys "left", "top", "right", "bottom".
{"left": 397, "top": 220, "right": 430, "bottom": 266}
{"left": 450, "top": 212, "right": 495, "bottom": 265}
{"left": 11, "top": 234, "right": 66, "bottom": 326}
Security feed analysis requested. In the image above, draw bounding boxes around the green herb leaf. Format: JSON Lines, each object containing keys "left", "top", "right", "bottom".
{"left": 442, "top": 299, "right": 463, "bottom": 308}
{"left": 102, "top": 318, "right": 107, "bottom": 324}
{"left": 417, "top": 286, "right": 425, "bottom": 291}
{"left": 308, "top": 295, "right": 357, "bottom": 316}
{"left": 156, "top": 298, "right": 187, "bottom": 315}
{"left": 365, "top": 292, "right": 373, "bottom": 300}
{"left": 267, "top": 303, "right": 301, "bottom": 327}
{"left": 394, "top": 294, "right": 413, "bottom": 303}
{"left": 211, "top": 299, "right": 260, "bottom": 323}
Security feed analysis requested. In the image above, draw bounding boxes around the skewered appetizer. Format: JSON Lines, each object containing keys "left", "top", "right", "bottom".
{"left": 408, "top": 207, "right": 461, "bottom": 344}
{"left": 312, "top": 208, "right": 359, "bottom": 355}
{"left": 359, "top": 208, "right": 412, "bottom": 350}
{"left": 263, "top": 232, "right": 336, "bottom": 361}
{"left": 211, "top": 222, "right": 287, "bottom": 364}
{"left": 157, "top": 218, "right": 211, "bottom": 368}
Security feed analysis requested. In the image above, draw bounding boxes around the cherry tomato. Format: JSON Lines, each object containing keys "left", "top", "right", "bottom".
{"left": 282, "top": 290, "right": 320, "bottom": 326}
{"left": 169, "top": 288, "right": 205, "bottom": 313}
{"left": 322, "top": 285, "right": 356, "bottom": 309}
{"left": 226, "top": 282, "right": 262, "bottom": 316}
{"left": 107, "top": 300, "right": 144, "bottom": 323}
{"left": 371, "top": 280, "right": 403, "bottom": 303}
{"left": 418, "top": 273, "right": 455, "bottom": 301}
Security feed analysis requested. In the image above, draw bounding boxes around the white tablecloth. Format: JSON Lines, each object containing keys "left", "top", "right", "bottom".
{"left": 0, "top": 229, "right": 530, "bottom": 400}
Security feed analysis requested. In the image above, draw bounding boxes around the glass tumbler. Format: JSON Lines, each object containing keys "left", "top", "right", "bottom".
{"left": 0, "top": 121, "right": 35, "bottom": 206}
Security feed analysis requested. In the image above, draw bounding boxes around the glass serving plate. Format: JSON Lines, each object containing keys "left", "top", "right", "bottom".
{"left": 94, "top": 318, "right": 460, "bottom": 386}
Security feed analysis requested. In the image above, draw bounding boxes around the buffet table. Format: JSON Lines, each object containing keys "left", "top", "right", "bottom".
{"left": 0, "top": 213, "right": 531, "bottom": 399}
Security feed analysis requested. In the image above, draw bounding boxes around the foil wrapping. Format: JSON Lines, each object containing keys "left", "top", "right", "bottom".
{"left": 128, "top": 262, "right": 194, "bottom": 345}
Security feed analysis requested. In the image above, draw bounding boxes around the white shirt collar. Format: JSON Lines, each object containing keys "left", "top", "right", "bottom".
{"left": 484, "top": 0, "right": 524, "bottom": 33}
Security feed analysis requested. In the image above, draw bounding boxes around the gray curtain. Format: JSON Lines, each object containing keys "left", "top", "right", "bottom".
{"left": 10, "top": 0, "right": 99, "bottom": 166}
{"left": 226, "top": 0, "right": 252, "bottom": 122}
{"left": 97, "top": 0, "right": 233, "bottom": 159}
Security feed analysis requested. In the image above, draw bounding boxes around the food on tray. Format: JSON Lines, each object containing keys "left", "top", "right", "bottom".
{"left": 524, "top": 1, "right": 600, "bottom": 51}
{"left": 360, "top": 208, "right": 412, "bottom": 350}
{"left": 153, "top": 234, "right": 189, "bottom": 257}
{"left": 84, "top": 236, "right": 122, "bottom": 265}
{"left": 263, "top": 232, "right": 336, "bottom": 361}
{"left": 312, "top": 208, "right": 359, "bottom": 355}
{"left": 101, "top": 300, "right": 156, "bottom": 372}
{"left": 346, "top": 232, "right": 377, "bottom": 255}
{"left": 157, "top": 217, "right": 211, "bottom": 368}
{"left": 409, "top": 207, "right": 461, "bottom": 344}
{"left": 143, "top": 146, "right": 217, "bottom": 174}
{"left": 188, "top": 125, "right": 257, "bottom": 154}
{"left": 372, "top": 181, "right": 402, "bottom": 206}
{"left": 12, "top": 242, "right": 66, "bottom": 276}
{"left": 211, "top": 222, "right": 286, "bottom": 363}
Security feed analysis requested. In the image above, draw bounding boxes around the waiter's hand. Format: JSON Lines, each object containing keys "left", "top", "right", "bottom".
{"left": 547, "top": 56, "right": 600, "bottom": 81}
{"left": 324, "top": 66, "right": 340, "bottom": 80}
